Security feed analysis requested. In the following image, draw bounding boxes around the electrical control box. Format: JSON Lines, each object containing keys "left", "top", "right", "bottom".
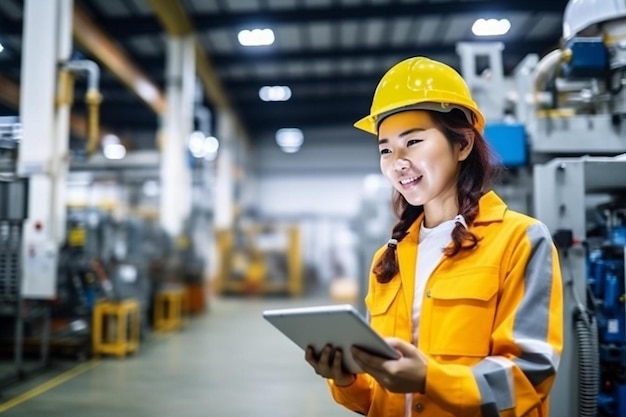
{"left": 484, "top": 123, "right": 527, "bottom": 167}
{"left": 562, "top": 37, "right": 608, "bottom": 78}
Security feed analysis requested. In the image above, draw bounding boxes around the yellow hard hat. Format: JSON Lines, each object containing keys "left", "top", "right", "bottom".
{"left": 354, "top": 57, "right": 486, "bottom": 135}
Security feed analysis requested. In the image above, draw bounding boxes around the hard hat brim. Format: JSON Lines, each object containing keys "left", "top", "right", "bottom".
{"left": 354, "top": 104, "right": 485, "bottom": 136}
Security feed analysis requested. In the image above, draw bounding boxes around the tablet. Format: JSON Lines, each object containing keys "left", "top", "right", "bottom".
{"left": 263, "top": 304, "right": 400, "bottom": 374}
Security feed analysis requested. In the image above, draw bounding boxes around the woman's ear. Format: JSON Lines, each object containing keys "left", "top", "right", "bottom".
{"left": 458, "top": 130, "right": 475, "bottom": 162}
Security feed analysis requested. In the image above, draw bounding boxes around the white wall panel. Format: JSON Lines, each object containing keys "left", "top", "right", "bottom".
{"left": 252, "top": 126, "right": 380, "bottom": 218}
{"left": 257, "top": 174, "right": 369, "bottom": 217}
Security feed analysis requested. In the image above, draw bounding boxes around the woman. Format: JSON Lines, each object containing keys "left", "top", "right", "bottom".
{"left": 305, "top": 57, "right": 563, "bottom": 417}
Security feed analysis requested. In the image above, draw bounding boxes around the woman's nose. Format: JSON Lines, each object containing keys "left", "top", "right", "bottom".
{"left": 393, "top": 156, "right": 409, "bottom": 171}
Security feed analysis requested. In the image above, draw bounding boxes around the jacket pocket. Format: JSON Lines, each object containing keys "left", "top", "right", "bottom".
{"left": 365, "top": 279, "right": 401, "bottom": 336}
{"left": 428, "top": 266, "right": 499, "bottom": 357}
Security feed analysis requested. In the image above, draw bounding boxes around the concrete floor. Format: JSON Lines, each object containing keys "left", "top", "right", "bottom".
{"left": 0, "top": 296, "right": 356, "bottom": 417}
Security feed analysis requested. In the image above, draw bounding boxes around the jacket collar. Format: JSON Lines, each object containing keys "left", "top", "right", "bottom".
{"left": 400, "top": 190, "right": 507, "bottom": 244}
{"left": 473, "top": 190, "right": 508, "bottom": 225}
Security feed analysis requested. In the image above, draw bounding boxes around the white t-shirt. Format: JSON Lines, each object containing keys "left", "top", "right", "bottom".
{"left": 405, "top": 215, "right": 462, "bottom": 417}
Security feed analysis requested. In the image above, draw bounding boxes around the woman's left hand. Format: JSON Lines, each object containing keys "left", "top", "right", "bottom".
{"left": 351, "top": 337, "right": 428, "bottom": 394}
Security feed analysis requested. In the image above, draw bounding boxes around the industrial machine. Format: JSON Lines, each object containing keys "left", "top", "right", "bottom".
{"left": 588, "top": 203, "right": 626, "bottom": 416}
{"left": 528, "top": 1, "right": 626, "bottom": 416}
{"left": 0, "top": 118, "right": 52, "bottom": 389}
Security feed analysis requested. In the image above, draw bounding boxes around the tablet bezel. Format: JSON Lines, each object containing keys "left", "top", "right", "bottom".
{"left": 263, "top": 304, "right": 400, "bottom": 374}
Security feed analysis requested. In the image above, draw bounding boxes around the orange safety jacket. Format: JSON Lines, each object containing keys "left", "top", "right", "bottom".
{"left": 328, "top": 191, "right": 563, "bottom": 417}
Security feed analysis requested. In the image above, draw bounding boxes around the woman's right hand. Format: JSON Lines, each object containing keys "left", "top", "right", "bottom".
{"left": 305, "top": 344, "right": 356, "bottom": 387}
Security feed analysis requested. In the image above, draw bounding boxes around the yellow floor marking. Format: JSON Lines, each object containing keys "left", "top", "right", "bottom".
{"left": 0, "top": 359, "right": 100, "bottom": 413}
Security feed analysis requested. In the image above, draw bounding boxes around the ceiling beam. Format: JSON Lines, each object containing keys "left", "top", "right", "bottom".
{"left": 243, "top": 109, "right": 364, "bottom": 133}
{"left": 225, "top": 73, "right": 380, "bottom": 89}
{"left": 129, "top": 41, "right": 554, "bottom": 84}
{"left": 234, "top": 95, "right": 371, "bottom": 108}
{"left": 79, "top": 78, "right": 376, "bottom": 103}
{"left": 216, "top": 41, "right": 555, "bottom": 66}
{"left": 146, "top": 0, "right": 247, "bottom": 137}
{"left": 100, "top": 1, "right": 566, "bottom": 38}
{"left": 134, "top": 40, "right": 554, "bottom": 73}
{"left": 72, "top": 4, "right": 166, "bottom": 115}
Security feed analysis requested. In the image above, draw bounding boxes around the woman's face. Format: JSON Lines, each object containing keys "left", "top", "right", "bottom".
{"left": 378, "top": 110, "right": 468, "bottom": 207}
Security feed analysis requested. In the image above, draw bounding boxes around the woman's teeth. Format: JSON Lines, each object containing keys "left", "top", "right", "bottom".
{"left": 400, "top": 176, "right": 421, "bottom": 185}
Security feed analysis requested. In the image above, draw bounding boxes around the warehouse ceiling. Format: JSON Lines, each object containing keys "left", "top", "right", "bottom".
{"left": 0, "top": 0, "right": 566, "bottom": 149}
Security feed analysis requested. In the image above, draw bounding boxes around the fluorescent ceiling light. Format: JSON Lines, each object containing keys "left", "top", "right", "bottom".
{"left": 188, "top": 131, "right": 206, "bottom": 158}
{"left": 276, "top": 128, "right": 303, "bottom": 153}
{"left": 238, "top": 28, "right": 275, "bottom": 46}
{"left": 0, "top": 43, "right": 4, "bottom": 53}
{"left": 103, "top": 143, "right": 126, "bottom": 160}
{"left": 188, "top": 131, "right": 220, "bottom": 159}
{"left": 204, "top": 136, "right": 220, "bottom": 154}
{"left": 259, "top": 86, "right": 292, "bottom": 102}
{"left": 472, "top": 18, "right": 511, "bottom": 37}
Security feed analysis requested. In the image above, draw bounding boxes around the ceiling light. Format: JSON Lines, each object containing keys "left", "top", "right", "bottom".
{"left": 276, "top": 128, "right": 303, "bottom": 153}
{"left": 204, "top": 136, "right": 220, "bottom": 154}
{"left": 103, "top": 143, "right": 126, "bottom": 160}
{"left": 238, "top": 28, "right": 275, "bottom": 46}
{"left": 472, "top": 18, "right": 511, "bottom": 37}
{"left": 0, "top": 43, "right": 4, "bottom": 53}
{"left": 188, "top": 132, "right": 220, "bottom": 159}
{"left": 188, "top": 131, "right": 206, "bottom": 158}
{"left": 259, "top": 86, "right": 292, "bottom": 102}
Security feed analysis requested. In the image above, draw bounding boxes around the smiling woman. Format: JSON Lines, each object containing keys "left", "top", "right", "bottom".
{"left": 304, "top": 56, "right": 564, "bottom": 417}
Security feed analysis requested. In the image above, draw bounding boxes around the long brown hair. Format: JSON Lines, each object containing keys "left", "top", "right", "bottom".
{"left": 373, "top": 108, "right": 498, "bottom": 283}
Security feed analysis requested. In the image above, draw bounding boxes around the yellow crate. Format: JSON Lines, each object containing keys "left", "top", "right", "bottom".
{"left": 92, "top": 299, "right": 140, "bottom": 358}
{"left": 154, "top": 288, "right": 185, "bottom": 332}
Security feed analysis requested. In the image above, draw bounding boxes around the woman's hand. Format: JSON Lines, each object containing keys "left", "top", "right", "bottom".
{"left": 305, "top": 344, "right": 356, "bottom": 387}
{"left": 351, "top": 337, "right": 427, "bottom": 394}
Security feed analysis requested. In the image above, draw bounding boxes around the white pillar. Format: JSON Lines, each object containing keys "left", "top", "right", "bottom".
{"left": 214, "top": 111, "right": 236, "bottom": 229}
{"left": 160, "top": 35, "right": 195, "bottom": 237}
{"left": 18, "top": 0, "right": 73, "bottom": 299}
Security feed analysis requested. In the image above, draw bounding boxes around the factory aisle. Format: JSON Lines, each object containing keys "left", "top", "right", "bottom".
{"left": 0, "top": 296, "right": 356, "bottom": 417}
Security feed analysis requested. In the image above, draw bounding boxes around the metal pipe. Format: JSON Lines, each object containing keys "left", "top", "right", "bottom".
{"left": 65, "top": 59, "right": 100, "bottom": 91}
{"left": 65, "top": 60, "right": 102, "bottom": 156}
{"left": 533, "top": 49, "right": 571, "bottom": 104}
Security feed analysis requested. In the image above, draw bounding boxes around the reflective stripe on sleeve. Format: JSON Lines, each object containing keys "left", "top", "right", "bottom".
{"left": 472, "top": 356, "right": 515, "bottom": 416}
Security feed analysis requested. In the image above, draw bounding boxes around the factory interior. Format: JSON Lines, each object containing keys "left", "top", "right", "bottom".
{"left": 1, "top": 0, "right": 626, "bottom": 416}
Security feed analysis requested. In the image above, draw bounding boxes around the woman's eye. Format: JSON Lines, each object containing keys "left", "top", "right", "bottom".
{"left": 379, "top": 148, "right": 391, "bottom": 155}
{"left": 407, "top": 139, "right": 422, "bottom": 146}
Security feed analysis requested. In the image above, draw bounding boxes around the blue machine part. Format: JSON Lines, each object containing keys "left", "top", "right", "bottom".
{"left": 562, "top": 37, "right": 608, "bottom": 78}
{"left": 587, "top": 256, "right": 625, "bottom": 344}
{"left": 611, "top": 226, "right": 626, "bottom": 247}
{"left": 617, "top": 384, "right": 626, "bottom": 417}
{"left": 588, "top": 249, "right": 605, "bottom": 296}
{"left": 599, "top": 393, "right": 615, "bottom": 416}
{"left": 483, "top": 123, "right": 527, "bottom": 167}
{"left": 603, "top": 272, "right": 625, "bottom": 343}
